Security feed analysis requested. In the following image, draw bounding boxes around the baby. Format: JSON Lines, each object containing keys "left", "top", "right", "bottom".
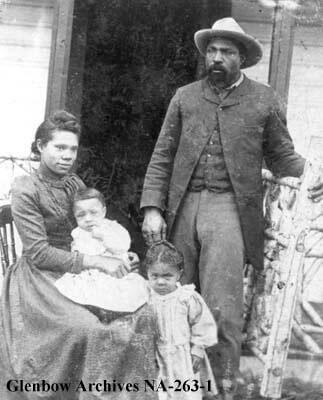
{"left": 55, "top": 188, "right": 147, "bottom": 312}
{"left": 145, "top": 240, "right": 218, "bottom": 400}
{"left": 71, "top": 188, "right": 130, "bottom": 261}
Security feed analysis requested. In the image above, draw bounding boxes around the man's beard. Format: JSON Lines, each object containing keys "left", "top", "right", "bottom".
{"left": 206, "top": 65, "right": 228, "bottom": 87}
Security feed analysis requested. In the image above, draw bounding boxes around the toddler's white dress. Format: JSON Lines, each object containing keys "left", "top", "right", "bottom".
{"left": 55, "top": 219, "right": 148, "bottom": 312}
{"left": 150, "top": 284, "right": 218, "bottom": 400}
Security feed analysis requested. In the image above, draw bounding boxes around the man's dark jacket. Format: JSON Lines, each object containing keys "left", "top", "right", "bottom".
{"left": 141, "top": 76, "right": 305, "bottom": 271}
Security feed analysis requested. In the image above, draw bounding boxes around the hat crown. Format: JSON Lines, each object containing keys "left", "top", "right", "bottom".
{"left": 211, "top": 17, "right": 245, "bottom": 35}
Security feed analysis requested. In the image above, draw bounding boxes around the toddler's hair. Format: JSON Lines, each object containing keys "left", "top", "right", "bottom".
{"left": 73, "top": 188, "right": 106, "bottom": 208}
{"left": 144, "top": 240, "right": 184, "bottom": 272}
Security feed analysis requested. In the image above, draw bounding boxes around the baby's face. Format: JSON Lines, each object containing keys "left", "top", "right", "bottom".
{"left": 73, "top": 198, "right": 106, "bottom": 232}
{"left": 147, "top": 262, "right": 181, "bottom": 295}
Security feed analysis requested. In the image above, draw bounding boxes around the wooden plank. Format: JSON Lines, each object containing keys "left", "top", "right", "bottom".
{"left": 0, "top": 4, "right": 53, "bottom": 27}
{"left": 8, "top": 0, "right": 53, "bottom": 7}
{"left": 268, "top": 3, "right": 296, "bottom": 107}
{"left": 0, "top": 25, "right": 52, "bottom": 48}
{"left": 294, "top": 25, "right": 323, "bottom": 47}
{"left": 232, "top": 0, "right": 274, "bottom": 23}
{"left": 289, "top": 94, "right": 323, "bottom": 108}
{"left": 0, "top": 46, "right": 51, "bottom": 68}
{"left": 260, "top": 136, "right": 323, "bottom": 399}
{"left": 292, "top": 47, "right": 323, "bottom": 67}
{"left": 237, "top": 21, "right": 273, "bottom": 43}
{"left": 233, "top": 0, "right": 322, "bottom": 27}
{"left": 45, "top": 0, "right": 75, "bottom": 116}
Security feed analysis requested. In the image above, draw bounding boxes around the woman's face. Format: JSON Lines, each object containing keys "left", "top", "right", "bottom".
{"left": 37, "top": 130, "right": 79, "bottom": 176}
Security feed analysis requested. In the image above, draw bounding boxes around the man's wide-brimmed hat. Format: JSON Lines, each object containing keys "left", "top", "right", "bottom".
{"left": 194, "top": 17, "right": 263, "bottom": 68}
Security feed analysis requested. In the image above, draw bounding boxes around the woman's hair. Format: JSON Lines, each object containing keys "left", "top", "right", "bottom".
{"left": 144, "top": 240, "right": 184, "bottom": 272}
{"left": 31, "top": 110, "right": 81, "bottom": 157}
{"left": 73, "top": 188, "right": 106, "bottom": 208}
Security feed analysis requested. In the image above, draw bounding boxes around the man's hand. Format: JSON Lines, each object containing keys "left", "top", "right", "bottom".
{"left": 142, "top": 207, "right": 167, "bottom": 245}
{"left": 308, "top": 174, "right": 323, "bottom": 203}
{"left": 191, "top": 355, "right": 203, "bottom": 374}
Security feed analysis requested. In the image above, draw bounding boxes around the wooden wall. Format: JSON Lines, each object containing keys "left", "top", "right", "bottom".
{"left": 0, "top": 0, "right": 54, "bottom": 159}
{"left": 288, "top": 23, "right": 323, "bottom": 154}
{"left": 232, "top": 0, "right": 323, "bottom": 156}
{"left": 0, "top": 0, "right": 54, "bottom": 200}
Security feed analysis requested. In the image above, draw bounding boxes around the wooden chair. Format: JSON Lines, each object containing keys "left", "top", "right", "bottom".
{"left": 0, "top": 204, "right": 17, "bottom": 274}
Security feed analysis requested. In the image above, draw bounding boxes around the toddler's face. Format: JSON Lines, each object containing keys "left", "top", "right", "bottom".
{"left": 74, "top": 198, "right": 106, "bottom": 232}
{"left": 147, "top": 262, "right": 181, "bottom": 295}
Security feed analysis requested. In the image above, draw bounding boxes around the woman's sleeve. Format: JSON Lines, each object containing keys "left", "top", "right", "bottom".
{"left": 11, "top": 176, "right": 83, "bottom": 273}
{"left": 188, "top": 292, "right": 218, "bottom": 358}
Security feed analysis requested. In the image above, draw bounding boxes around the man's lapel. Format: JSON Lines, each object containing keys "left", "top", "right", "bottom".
{"left": 221, "top": 76, "right": 252, "bottom": 108}
{"left": 201, "top": 78, "right": 221, "bottom": 105}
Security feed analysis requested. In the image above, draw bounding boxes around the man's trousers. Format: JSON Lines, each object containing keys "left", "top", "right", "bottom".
{"left": 170, "top": 190, "right": 245, "bottom": 391}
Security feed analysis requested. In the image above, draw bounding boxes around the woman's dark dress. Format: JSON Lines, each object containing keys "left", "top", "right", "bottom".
{"left": 0, "top": 172, "right": 157, "bottom": 400}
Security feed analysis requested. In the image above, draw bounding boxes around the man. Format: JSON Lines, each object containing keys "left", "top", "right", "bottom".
{"left": 140, "top": 18, "right": 323, "bottom": 399}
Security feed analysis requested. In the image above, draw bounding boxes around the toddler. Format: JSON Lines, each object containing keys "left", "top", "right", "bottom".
{"left": 145, "top": 241, "right": 218, "bottom": 400}
{"left": 55, "top": 188, "right": 147, "bottom": 312}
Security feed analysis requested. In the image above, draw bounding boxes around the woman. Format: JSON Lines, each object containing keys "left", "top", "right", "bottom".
{"left": 0, "top": 111, "right": 157, "bottom": 400}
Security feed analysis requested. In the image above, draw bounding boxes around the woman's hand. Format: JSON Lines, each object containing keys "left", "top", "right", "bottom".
{"left": 83, "top": 255, "right": 131, "bottom": 278}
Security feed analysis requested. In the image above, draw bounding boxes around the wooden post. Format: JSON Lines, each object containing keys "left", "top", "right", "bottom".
{"left": 260, "top": 136, "right": 323, "bottom": 399}
{"left": 268, "top": 1, "right": 295, "bottom": 109}
{"left": 45, "top": 0, "right": 75, "bottom": 116}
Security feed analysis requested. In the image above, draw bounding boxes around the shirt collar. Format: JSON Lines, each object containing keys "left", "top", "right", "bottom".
{"left": 208, "top": 72, "right": 244, "bottom": 94}
{"left": 227, "top": 73, "right": 244, "bottom": 90}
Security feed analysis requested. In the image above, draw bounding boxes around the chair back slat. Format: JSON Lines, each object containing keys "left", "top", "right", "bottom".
{"left": 0, "top": 229, "right": 8, "bottom": 274}
{"left": 10, "top": 223, "right": 17, "bottom": 264}
{"left": 2, "top": 226, "right": 9, "bottom": 265}
{"left": 0, "top": 204, "right": 17, "bottom": 272}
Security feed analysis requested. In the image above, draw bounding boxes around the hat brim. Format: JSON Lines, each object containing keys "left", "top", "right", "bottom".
{"left": 194, "top": 29, "right": 263, "bottom": 69}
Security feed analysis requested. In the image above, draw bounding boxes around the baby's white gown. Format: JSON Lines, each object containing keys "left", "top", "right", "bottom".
{"left": 150, "top": 284, "right": 218, "bottom": 400}
{"left": 55, "top": 219, "right": 148, "bottom": 312}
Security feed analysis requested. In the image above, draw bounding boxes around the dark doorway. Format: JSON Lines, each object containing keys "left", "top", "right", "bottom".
{"left": 77, "top": 0, "right": 232, "bottom": 254}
